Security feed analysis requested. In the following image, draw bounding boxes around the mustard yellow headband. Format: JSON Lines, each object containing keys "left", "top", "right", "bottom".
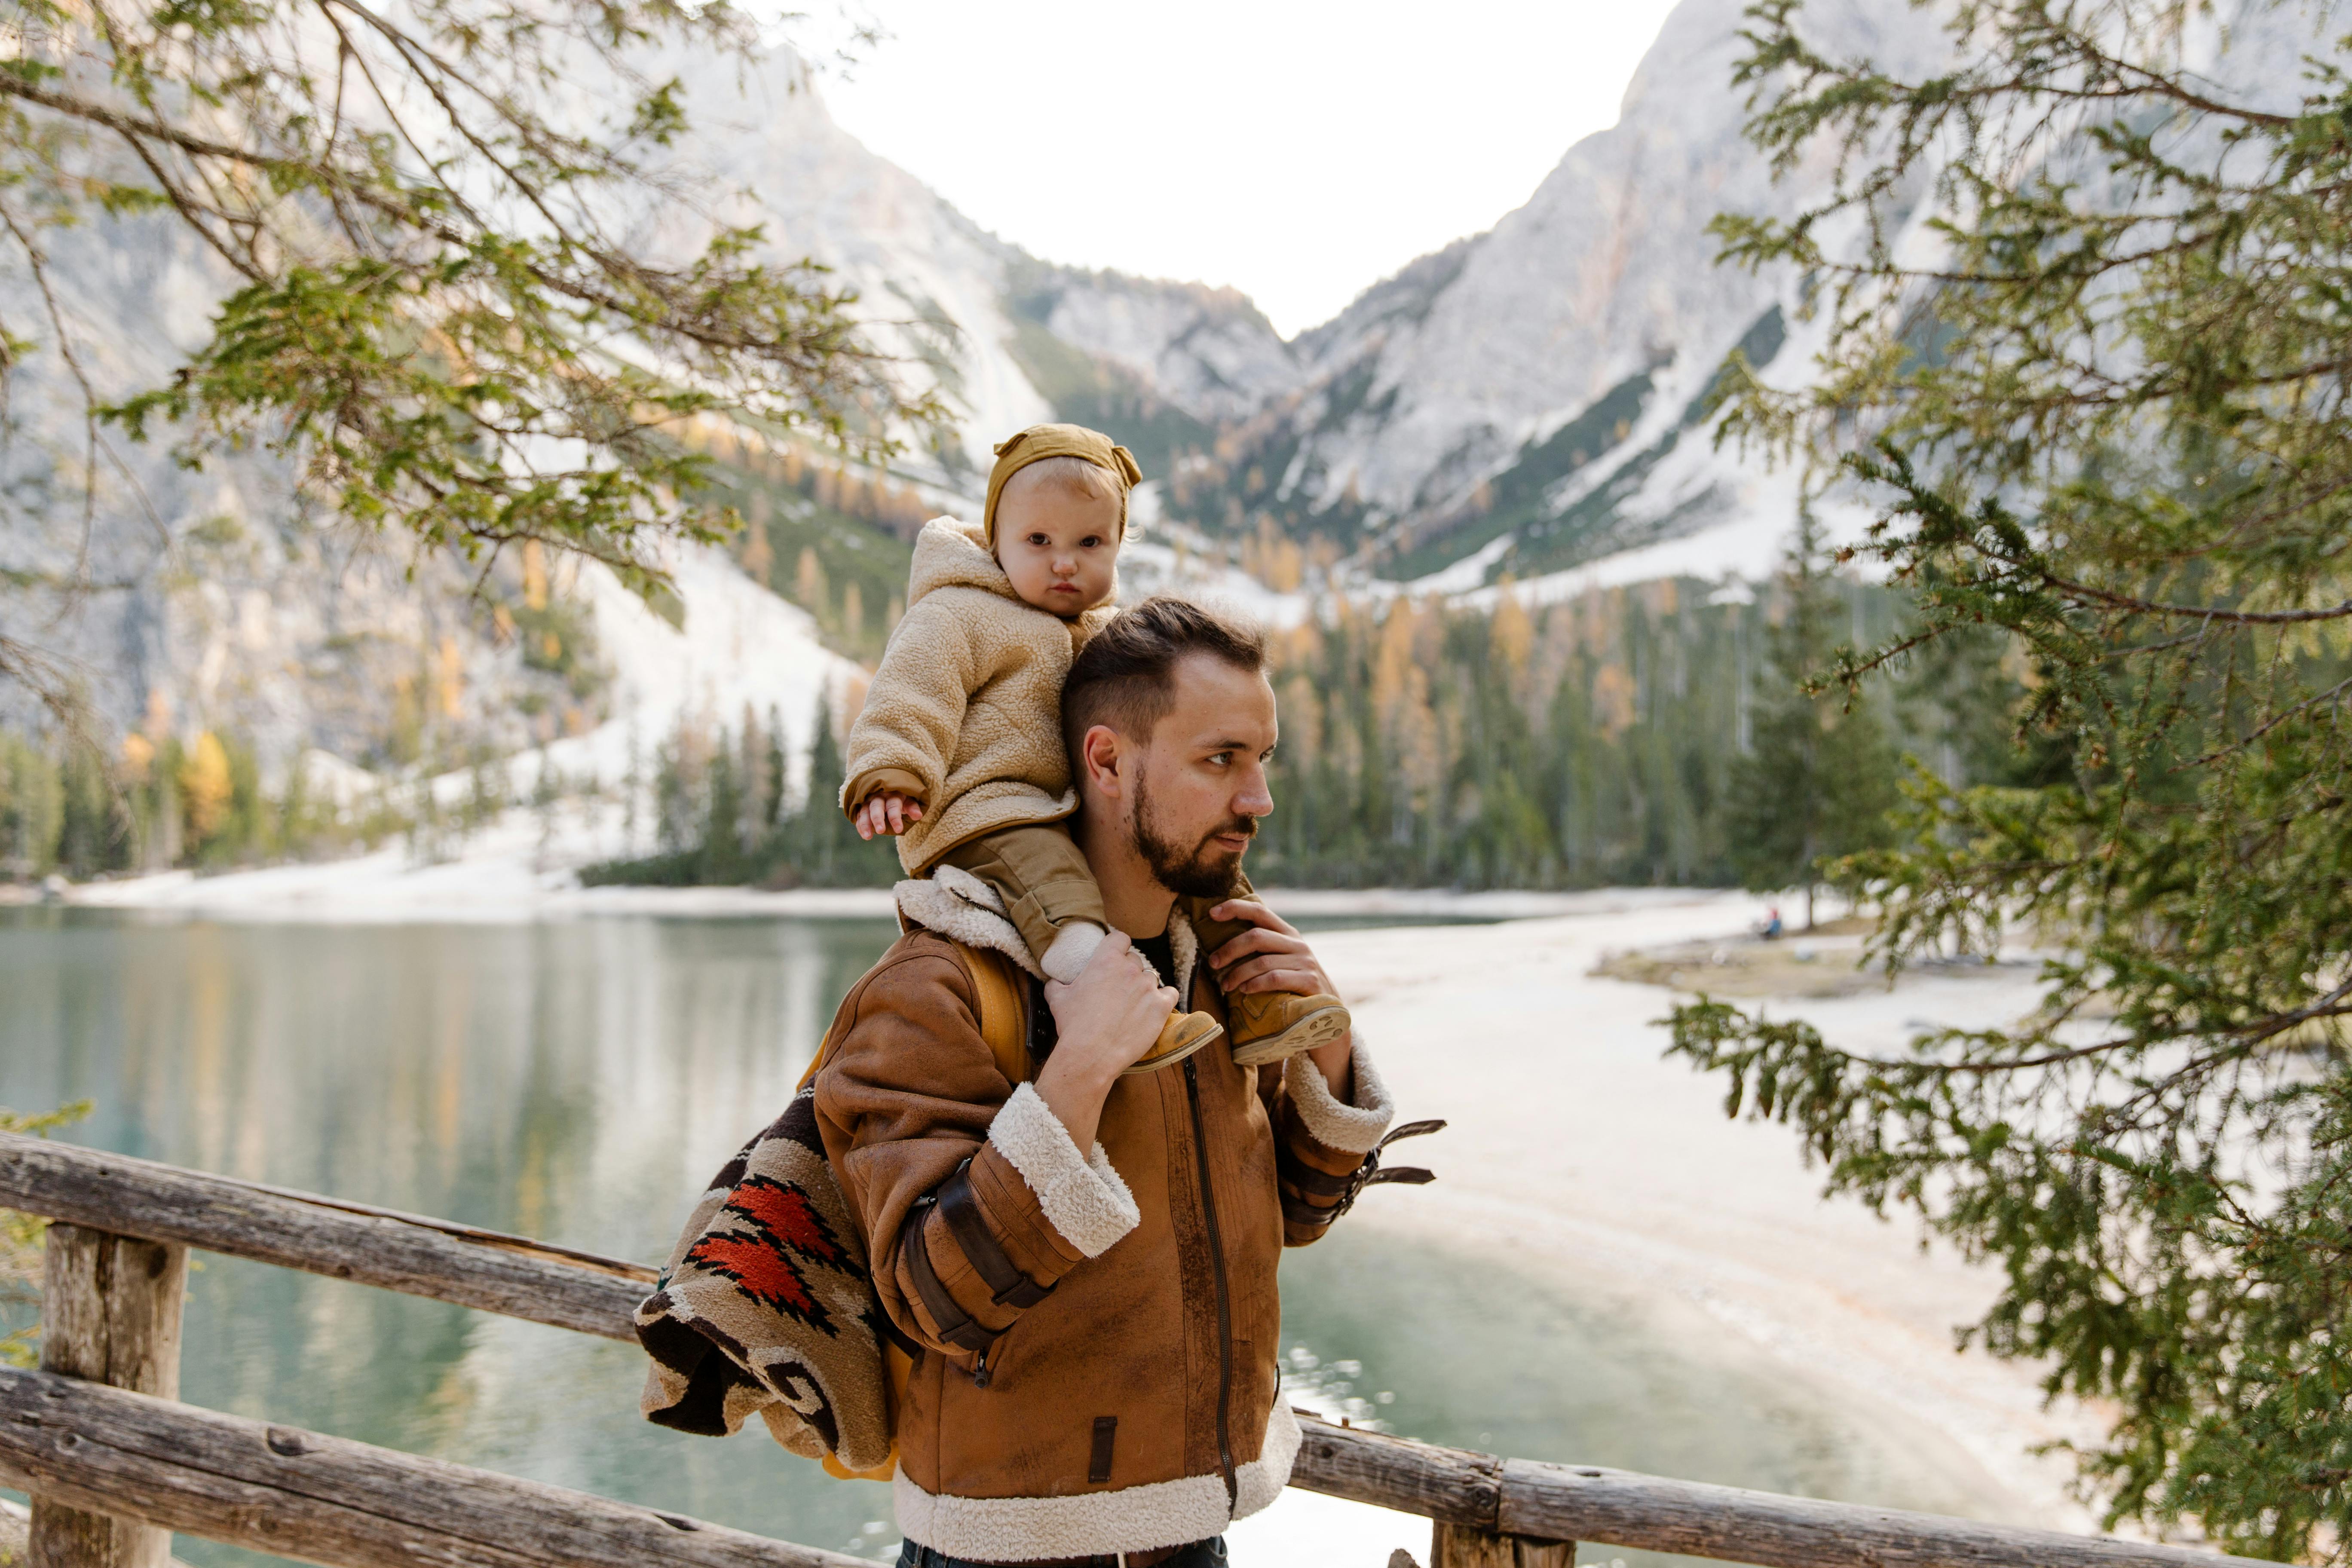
{"left": 983, "top": 423, "right": 1143, "bottom": 549}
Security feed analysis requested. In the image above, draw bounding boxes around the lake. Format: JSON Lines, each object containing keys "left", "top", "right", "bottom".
{"left": 0, "top": 907, "right": 1992, "bottom": 1567}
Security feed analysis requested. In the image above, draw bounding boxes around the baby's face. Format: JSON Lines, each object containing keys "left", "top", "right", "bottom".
{"left": 995, "top": 479, "right": 1120, "bottom": 618}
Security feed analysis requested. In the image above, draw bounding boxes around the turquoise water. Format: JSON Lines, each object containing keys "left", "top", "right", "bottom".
{"left": 0, "top": 909, "right": 1989, "bottom": 1568}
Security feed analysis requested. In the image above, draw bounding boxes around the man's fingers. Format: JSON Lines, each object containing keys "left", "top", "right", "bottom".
{"left": 1218, "top": 953, "right": 1293, "bottom": 990}
{"left": 1209, "top": 899, "right": 1297, "bottom": 936}
{"left": 1207, "top": 928, "right": 1289, "bottom": 971}
{"left": 1232, "top": 966, "right": 1322, "bottom": 996}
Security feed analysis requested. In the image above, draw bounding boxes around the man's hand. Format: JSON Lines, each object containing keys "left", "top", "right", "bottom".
{"left": 1206, "top": 899, "right": 1354, "bottom": 1096}
{"left": 853, "top": 790, "right": 925, "bottom": 840}
{"left": 1034, "top": 931, "right": 1177, "bottom": 1149}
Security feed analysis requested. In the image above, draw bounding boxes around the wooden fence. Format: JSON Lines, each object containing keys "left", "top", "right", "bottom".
{"left": 0, "top": 1132, "right": 2264, "bottom": 1568}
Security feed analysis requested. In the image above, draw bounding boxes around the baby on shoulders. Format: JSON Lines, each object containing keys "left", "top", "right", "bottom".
{"left": 839, "top": 423, "right": 1349, "bottom": 1073}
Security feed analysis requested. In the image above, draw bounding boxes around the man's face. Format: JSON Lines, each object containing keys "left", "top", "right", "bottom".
{"left": 1126, "top": 654, "right": 1278, "bottom": 899}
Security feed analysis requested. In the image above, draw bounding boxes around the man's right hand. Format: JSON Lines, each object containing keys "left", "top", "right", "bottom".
{"left": 1035, "top": 931, "right": 1175, "bottom": 1148}
{"left": 853, "top": 790, "right": 925, "bottom": 839}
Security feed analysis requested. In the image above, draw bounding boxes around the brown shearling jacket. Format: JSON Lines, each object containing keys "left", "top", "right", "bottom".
{"left": 813, "top": 877, "right": 1395, "bottom": 1562}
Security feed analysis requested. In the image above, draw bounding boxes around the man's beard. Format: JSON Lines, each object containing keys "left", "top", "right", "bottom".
{"left": 1133, "top": 770, "right": 1253, "bottom": 900}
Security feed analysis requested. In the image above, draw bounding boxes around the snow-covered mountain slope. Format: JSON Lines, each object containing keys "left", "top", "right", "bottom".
{"left": 1145, "top": 0, "right": 1951, "bottom": 586}
{"left": 1166, "top": 0, "right": 2324, "bottom": 594}
{"left": 676, "top": 54, "right": 1300, "bottom": 480}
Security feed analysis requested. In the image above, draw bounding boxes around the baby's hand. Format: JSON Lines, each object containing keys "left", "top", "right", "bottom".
{"left": 854, "top": 790, "right": 925, "bottom": 840}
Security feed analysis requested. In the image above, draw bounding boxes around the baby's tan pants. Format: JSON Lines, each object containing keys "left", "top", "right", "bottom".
{"left": 939, "top": 822, "right": 1260, "bottom": 973}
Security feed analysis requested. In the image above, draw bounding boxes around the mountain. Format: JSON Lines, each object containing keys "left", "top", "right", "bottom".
{"left": 0, "top": 38, "right": 1298, "bottom": 778}
{"left": 1122, "top": 0, "right": 2316, "bottom": 597}
{"left": 1127, "top": 0, "right": 1951, "bottom": 590}
{"left": 2, "top": 0, "right": 2313, "bottom": 786}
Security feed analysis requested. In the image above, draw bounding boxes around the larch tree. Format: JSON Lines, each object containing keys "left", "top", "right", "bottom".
{"left": 0, "top": 0, "right": 933, "bottom": 723}
{"left": 1673, "top": 0, "right": 2352, "bottom": 1556}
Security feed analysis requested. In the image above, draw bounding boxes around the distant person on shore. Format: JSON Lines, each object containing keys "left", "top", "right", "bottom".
{"left": 839, "top": 423, "right": 1351, "bottom": 1074}
{"left": 818, "top": 598, "right": 1400, "bottom": 1566}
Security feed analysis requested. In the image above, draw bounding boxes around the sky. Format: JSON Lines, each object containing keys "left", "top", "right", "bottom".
{"left": 808, "top": 1, "right": 1685, "bottom": 339}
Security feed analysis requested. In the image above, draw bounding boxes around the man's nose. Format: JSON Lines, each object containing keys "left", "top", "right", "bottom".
{"left": 1234, "top": 765, "right": 1274, "bottom": 819}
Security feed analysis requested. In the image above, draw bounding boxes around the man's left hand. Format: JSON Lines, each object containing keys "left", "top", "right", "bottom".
{"left": 1205, "top": 899, "right": 1354, "bottom": 1093}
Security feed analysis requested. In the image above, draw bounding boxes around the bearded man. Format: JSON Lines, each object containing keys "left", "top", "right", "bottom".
{"left": 814, "top": 596, "right": 1394, "bottom": 1568}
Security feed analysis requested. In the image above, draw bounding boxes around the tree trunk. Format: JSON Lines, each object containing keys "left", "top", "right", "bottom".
{"left": 30, "top": 1224, "right": 186, "bottom": 1568}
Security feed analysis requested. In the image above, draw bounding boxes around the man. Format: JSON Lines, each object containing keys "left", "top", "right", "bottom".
{"left": 815, "top": 597, "right": 1395, "bottom": 1568}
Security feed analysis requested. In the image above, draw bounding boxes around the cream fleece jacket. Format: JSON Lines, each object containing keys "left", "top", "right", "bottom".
{"left": 840, "top": 517, "right": 1116, "bottom": 875}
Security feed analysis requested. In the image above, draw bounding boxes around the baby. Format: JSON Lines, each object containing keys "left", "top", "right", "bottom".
{"left": 839, "top": 423, "right": 1351, "bottom": 1074}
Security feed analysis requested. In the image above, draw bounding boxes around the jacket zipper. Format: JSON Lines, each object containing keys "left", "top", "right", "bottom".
{"left": 1182, "top": 1055, "right": 1238, "bottom": 1507}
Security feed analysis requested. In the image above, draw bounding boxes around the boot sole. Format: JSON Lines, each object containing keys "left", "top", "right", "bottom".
{"left": 1228, "top": 1003, "right": 1353, "bottom": 1069}
{"left": 1121, "top": 1016, "right": 1226, "bottom": 1076}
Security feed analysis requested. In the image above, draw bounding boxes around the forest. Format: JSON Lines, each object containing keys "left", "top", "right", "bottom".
{"left": 577, "top": 518, "right": 2030, "bottom": 897}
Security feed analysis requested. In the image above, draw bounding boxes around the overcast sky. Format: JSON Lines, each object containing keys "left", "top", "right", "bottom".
{"left": 811, "top": 2, "right": 1685, "bottom": 339}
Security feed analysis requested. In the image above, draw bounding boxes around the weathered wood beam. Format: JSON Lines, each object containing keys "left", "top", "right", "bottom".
{"left": 31, "top": 1225, "right": 187, "bottom": 1568}
{"left": 1289, "top": 1421, "right": 2266, "bottom": 1568}
{"left": 0, "top": 1369, "right": 865, "bottom": 1568}
{"left": 1286, "top": 1413, "right": 1502, "bottom": 1526}
{"left": 0, "top": 1133, "right": 647, "bottom": 1341}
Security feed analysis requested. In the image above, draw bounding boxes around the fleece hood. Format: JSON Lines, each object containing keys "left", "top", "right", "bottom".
{"left": 907, "top": 515, "right": 1119, "bottom": 615}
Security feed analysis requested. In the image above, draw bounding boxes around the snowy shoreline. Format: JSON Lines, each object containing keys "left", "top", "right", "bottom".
{"left": 1230, "top": 894, "right": 2105, "bottom": 1563}
{"left": 7, "top": 829, "right": 1732, "bottom": 927}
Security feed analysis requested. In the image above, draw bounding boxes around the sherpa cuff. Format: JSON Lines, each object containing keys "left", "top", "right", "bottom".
{"left": 1285, "top": 1037, "right": 1394, "bottom": 1154}
{"left": 987, "top": 1083, "right": 1140, "bottom": 1257}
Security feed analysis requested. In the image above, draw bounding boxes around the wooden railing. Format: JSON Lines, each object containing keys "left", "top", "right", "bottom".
{"left": 0, "top": 1132, "right": 2262, "bottom": 1568}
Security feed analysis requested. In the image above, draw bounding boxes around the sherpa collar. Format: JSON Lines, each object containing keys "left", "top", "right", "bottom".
{"left": 894, "top": 865, "right": 1199, "bottom": 995}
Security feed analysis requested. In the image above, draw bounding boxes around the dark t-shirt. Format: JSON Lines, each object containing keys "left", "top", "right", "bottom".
{"left": 1132, "top": 931, "right": 1179, "bottom": 990}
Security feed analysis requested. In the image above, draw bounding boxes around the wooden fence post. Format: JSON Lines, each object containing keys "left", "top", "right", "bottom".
{"left": 1431, "top": 1522, "right": 1576, "bottom": 1568}
{"left": 29, "top": 1223, "right": 187, "bottom": 1568}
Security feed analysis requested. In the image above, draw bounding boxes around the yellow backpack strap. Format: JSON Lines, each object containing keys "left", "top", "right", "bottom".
{"left": 959, "top": 942, "right": 1032, "bottom": 1086}
{"left": 815, "top": 938, "right": 1028, "bottom": 1484}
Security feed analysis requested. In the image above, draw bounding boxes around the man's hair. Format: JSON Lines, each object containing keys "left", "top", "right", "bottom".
{"left": 1062, "top": 596, "right": 1267, "bottom": 761}
{"left": 1000, "top": 454, "right": 1129, "bottom": 532}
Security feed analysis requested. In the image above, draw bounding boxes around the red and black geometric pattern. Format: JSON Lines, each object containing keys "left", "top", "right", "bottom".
{"left": 683, "top": 1173, "right": 850, "bottom": 1331}
{"left": 635, "top": 1084, "right": 895, "bottom": 1471}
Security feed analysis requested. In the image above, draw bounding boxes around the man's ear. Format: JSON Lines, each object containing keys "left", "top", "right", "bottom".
{"left": 1077, "top": 723, "right": 1126, "bottom": 797}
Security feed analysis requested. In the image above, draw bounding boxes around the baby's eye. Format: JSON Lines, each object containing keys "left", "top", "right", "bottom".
{"left": 1026, "top": 532, "right": 1050, "bottom": 547}
{"left": 1080, "top": 535, "right": 1104, "bottom": 549}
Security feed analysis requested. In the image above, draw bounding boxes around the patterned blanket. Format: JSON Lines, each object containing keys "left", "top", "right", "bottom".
{"left": 634, "top": 1081, "right": 901, "bottom": 1473}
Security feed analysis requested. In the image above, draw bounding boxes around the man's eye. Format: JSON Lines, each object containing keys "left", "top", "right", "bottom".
{"left": 1207, "top": 752, "right": 1231, "bottom": 767}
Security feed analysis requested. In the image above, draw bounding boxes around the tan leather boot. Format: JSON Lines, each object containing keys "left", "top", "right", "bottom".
{"left": 1121, "top": 1009, "right": 1225, "bottom": 1075}
{"left": 1224, "top": 988, "right": 1351, "bottom": 1068}
{"left": 1184, "top": 892, "right": 1353, "bottom": 1067}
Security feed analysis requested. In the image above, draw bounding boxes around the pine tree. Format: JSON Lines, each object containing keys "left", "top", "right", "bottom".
{"left": 1726, "top": 513, "right": 1900, "bottom": 925}
{"left": 1680, "top": 3, "right": 2352, "bottom": 1552}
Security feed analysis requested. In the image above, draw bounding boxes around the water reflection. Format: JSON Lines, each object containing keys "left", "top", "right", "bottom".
{"left": 2, "top": 909, "right": 1989, "bottom": 1568}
